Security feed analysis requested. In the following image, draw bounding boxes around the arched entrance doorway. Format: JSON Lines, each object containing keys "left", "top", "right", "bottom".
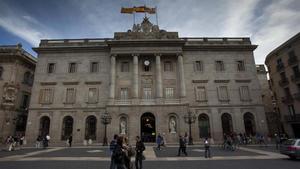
{"left": 39, "top": 116, "right": 50, "bottom": 137}
{"left": 61, "top": 116, "right": 74, "bottom": 140}
{"left": 85, "top": 115, "right": 97, "bottom": 140}
{"left": 141, "top": 112, "right": 156, "bottom": 142}
{"left": 198, "top": 114, "right": 210, "bottom": 138}
{"left": 221, "top": 113, "right": 233, "bottom": 135}
{"left": 244, "top": 112, "right": 256, "bottom": 136}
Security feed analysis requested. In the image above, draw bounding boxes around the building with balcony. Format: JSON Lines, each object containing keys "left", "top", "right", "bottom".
{"left": 25, "top": 17, "right": 267, "bottom": 144}
{"left": 265, "top": 32, "right": 300, "bottom": 138}
{"left": 0, "top": 44, "right": 36, "bottom": 142}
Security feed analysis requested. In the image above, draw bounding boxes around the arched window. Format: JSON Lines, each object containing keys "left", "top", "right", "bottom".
{"left": 0, "top": 66, "right": 3, "bottom": 79}
{"left": 119, "top": 116, "right": 127, "bottom": 135}
{"left": 61, "top": 116, "right": 73, "bottom": 140}
{"left": 221, "top": 113, "right": 233, "bottom": 135}
{"left": 169, "top": 115, "right": 177, "bottom": 133}
{"left": 198, "top": 114, "right": 210, "bottom": 138}
{"left": 39, "top": 116, "right": 50, "bottom": 137}
{"left": 244, "top": 112, "right": 256, "bottom": 136}
{"left": 85, "top": 116, "right": 97, "bottom": 140}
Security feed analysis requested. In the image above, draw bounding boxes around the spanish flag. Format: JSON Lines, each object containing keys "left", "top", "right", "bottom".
{"left": 121, "top": 7, "right": 134, "bottom": 14}
{"left": 121, "top": 6, "right": 156, "bottom": 14}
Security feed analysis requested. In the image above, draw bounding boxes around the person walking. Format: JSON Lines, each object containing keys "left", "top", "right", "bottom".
{"left": 204, "top": 138, "right": 211, "bottom": 158}
{"left": 156, "top": 133, "right": 162, "bottom": 150}
{"left": 110, "top": 134, "right": 118, "bottom": 169}
{"left": 68, "top": 135, "right": 73, "bottom": 147}
{"left": 177, "top": 135, "right": 187, "bottom": 156}
{"left": 123, "top": 137, "right": 134, "bottom": 169}
{"left": 112, "top": 136, "right": 126, "bottom": 169}
{"left": 36, "top": 135, "right": 42, "bottom": 148}
{"left": 135, "top": 136, "right": 145, "bottom": 169}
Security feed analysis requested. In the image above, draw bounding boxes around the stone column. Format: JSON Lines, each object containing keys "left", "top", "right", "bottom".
{"left": 109, "top": 55, "right": 116, "bottom": 100}
{"left": 178, "top": 54, "right": 186, "bottom": 98}
{"left": 133, "top": 54, "right": 139, "bottom": 98}
{"left": 155, "top": 54, "right": 163, "bottom": 98}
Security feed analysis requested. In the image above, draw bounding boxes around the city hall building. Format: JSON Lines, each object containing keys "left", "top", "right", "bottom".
{"left": 25, "top": 18, "right": 268, "bottom": 144}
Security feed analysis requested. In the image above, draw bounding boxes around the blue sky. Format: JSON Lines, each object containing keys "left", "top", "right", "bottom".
{"left": 0, "top": 0, "right": 299, "bottom": 64}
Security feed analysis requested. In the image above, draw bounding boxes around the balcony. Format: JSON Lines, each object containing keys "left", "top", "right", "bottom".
{"left": 276, "top": 64, "right": 284, "bottom": 72}
{"left": 281, "top": 95, "right": 294, "bottom": 104}
{"left": 291, "top": 74, "right": 300, "bottom": 83}
{"left": 278, "top": 78, "right": 289, "bottom": 87}
{"left": 288, "top": 56, "right": 298, "bottom": 66}
{"left": 293, "top": 92, "right": 300, "bottom": 101}
{"left": 284, "top": 114, "right": 300, "bottom": 123}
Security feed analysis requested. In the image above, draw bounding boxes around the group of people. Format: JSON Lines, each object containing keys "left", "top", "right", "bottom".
{"left": 5, "top": 134, "right": 25, "bottom": 151}
{"left": 110, "top": 135, "right": 145, "bottom": 169}
{"left": 35, "top": 134, "right": 51, "bottom": 149}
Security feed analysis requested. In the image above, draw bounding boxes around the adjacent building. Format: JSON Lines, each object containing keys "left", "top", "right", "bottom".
{"left": 265, "top": 32, "right": 300, "bottom": 138}
{"left": 0, "top": 44, "right": 36, "bottom": 142}
{"left": 25, "top": 17, "right": 267, "bottom": 144}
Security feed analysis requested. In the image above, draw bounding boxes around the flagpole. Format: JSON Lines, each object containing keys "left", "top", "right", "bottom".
{"left": 133, "top": 12, "right": 136, "bottom": 25}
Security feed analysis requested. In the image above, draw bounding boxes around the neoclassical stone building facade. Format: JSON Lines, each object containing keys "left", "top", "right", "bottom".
{"left": 26, "top": 18, "right": 267, "bottom": 144}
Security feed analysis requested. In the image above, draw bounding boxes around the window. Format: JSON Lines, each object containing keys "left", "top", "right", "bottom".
{"left": 121, "top": 62, "right": 129, "bottom": 72}
{"left": 284, "top": 87, "right": 291, "bottom": 97}
{"left": 164, "top": 61, "right": 173, "bottom": 72}
{"left": 88, "top": 88, "right": 98, "bottom": 103}
{"left": 165, "top": 87, "right": 174, "bottom": 99}
{"left": 69, "top": 62, "right": 77, "bottom": 73}
{"left": 280, "top": 72, "right": 287, "bottom": 81}
{"left": 195, "top": 86, "right": 207, "bottom": 101}
{"left": 215, "top": 61, "right": 225, "bottom": 71}
{"left": 288, "top": 50, "right": 296, "bottom": 58}
{"left": 218, "top": 86, "right": 229, "bottom": 101}
{"left": 90, "top": 62, "right": 99, "bottom": 73}
{"left": 239, "top": 86, "right": 251, "bottom": 101}
{"left": 292, "top": 66, "right": 300, "bottom": 76}
{"left": 23, "top": 72, "right": 33, "bottom": 85}
{"left": 195, "top": 61, "right": 203, "bottom": 72}
{"left": 143, "top": 88, "right": 152, "bottom": 99}
{"left": 237, "top": 61, "right": 245, "bottom": 71}
{"left": 65, "top": 88, "right": 76, "bottom": 104}
{"left": 48, "top": 63, "right": 55, "bottom": 73}
{"left": 39, "top": 88, "right": 54, "bottom": 104}
{"left": 21, "top": 94, "right": 30, "bottom": 109}
{"left": 288, "top": 105, "right": 296, "bottom": 117}
{"left": 120, "top": 88, "right": 128, "bottom": 100}
{"left": 0, "top": 66, "right": 4, "bottom": 79}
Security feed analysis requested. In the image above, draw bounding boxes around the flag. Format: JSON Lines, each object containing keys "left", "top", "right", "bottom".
{"left": 121, "top": 6, "right": 156, "bottom": 14}
{"left": 121, "top": 7, "right": 134, "bottom": 14}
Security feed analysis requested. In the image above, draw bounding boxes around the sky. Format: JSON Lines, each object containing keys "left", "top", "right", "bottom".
{"left": 0, "top": 0, "right": 299, "bottom": 64}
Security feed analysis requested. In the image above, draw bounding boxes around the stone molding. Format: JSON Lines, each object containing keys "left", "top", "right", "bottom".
{"left": 192, "top": 80, "right": 209, "bottom": 83}
{"left": 214, "top": 80, "right": 230, "bottom": 83}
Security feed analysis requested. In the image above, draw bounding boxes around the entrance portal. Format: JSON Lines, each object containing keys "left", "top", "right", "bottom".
{"left": 141, "top": 112, "right": 156, "bottom": 142}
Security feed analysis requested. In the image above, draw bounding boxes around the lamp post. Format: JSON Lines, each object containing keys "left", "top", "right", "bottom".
{"left": 101, "top": 112, "right": 112, "bottom": 146}
{"left": 184, "top": 110, "right": 196, "bottom": 145}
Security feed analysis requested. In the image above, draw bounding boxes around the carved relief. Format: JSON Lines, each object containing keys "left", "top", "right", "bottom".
{"left": 2, "top": 82, "right": 19, "bottom": 108}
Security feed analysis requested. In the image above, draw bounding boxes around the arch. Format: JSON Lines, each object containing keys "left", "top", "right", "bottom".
{"left": 243, "top": 112, "right": 256, "bottom": 136}
{"left": 61, "top": 116, "right": 74, "bottom": 140}
{"left": 169, "top": 115, "right": 177, "bottom": 133}
{"left": 0, "top": 66, "right": 3, "bottom": 78}
{"left": 198, "top": 113, "right": 211, "bottom": 138}
{"left": 39, "top": 116, "right": 50, "bottom": 137}
{"left": 141, "top": 112, "right": 156, "bottom": 142}
{"left": 221, "top": 113, "right": 233, "bottom": 135}
{"left": 85, "top": 115, "right": 97, "bottom": 140}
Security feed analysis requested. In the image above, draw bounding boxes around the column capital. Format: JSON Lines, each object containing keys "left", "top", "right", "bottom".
{"left": 132, "top": 53, "right": 140, "bottom": 57}
{"left": 154, "top": 53, "right": 162, "bottom": 57}
{"left": 176, "top": 53, "right": 183, "bottom": 57}
{"left": 110, "top": 54, "right": 117, "bottom": 57}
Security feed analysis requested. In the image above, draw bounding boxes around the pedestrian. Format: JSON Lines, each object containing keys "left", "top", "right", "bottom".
{"left": 156, "top": 133, "right": 162, "bottom": 150}
{"left": 36, "top": 135, "right": 42, "bottom": 148}
{"left": 177, "top": 135, "right": 187, "bottom": 156}
{"left": 19, "top": 135, "right": 25, "bottom": 149}
{"left": 112, "top": 136, "right": 126, "bottom": 169}
{"left": 68, "top": 135, "right": 73, "bottom": 147}
{"left": 109, "top": 134, "right": 118, "bottom": 169}
{"left": 43, "top": 134, "right": 50, "bottom": 149}
{"left": 135, "top": 136, "right": 145, "bottom": 169}
{"left": 6, "top": 136, "right": 14, "bottom": 151}
{"left": 123, "top": 137, "right": 134, "bottom": 169}
{"left": 204, "top": 138, "right": 211, "bottom": 158}
{"left": 275, "top": 133, "right": 280, "bottom": 149}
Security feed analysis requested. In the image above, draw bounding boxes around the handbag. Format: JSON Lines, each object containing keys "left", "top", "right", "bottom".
{"left": 142, "top": 154, "right": 146, "bottom": 160}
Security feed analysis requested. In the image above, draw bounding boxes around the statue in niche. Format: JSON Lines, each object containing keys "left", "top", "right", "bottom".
{"left": 120, "top": 119, "right": 126, "bottom": 135}
{"left": 169, "top": 117, "right": 176, "bottom": 133}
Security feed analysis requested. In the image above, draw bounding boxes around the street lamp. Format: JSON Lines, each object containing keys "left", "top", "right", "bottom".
{"left": 184, "top": 110, "right": 196, "bottom": 145}
{"left": 101, "top": 112, "right": 112, "bottom": 146}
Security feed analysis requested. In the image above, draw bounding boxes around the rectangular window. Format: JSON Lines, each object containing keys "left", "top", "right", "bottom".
{"left": 239, "top": 86, "right": 251, "bottom": 101}
{"left": 121, "top": 62, "right": 129, "bottom": 72}
{"left": 288, "top": 105, "right": 296, "bottom": 117}
{"left": 215, "top": 61, "right": 225, "bottom": 71}
{"left": 143, "top": 88, "right": 152, "bottom": 99}
{"left": 195, "top": 86, "right": 207, "bottom": 101}
{"left": 90, "top": 62, "right": 99, "bottom": 73}
{"left": 66, "top": 88, "right": 76, "bottom": 104}
{"left": 293, "top": 66, "right": 300, "bottom": 76}
{"left": 39, "top": 88, "right": 54, "bottom": 104}
{"left": 48, "top": 63, "right": 55, "bottom": 73}
{"left": 164, "top": 61, "right": 173, "bottom": 72}
{"left": 88, "top": 88, "right": 98, "bottom": 103}
{"left": 120, "top": 88, "right": 128, "bottom": 100}
{"left": 237, "top": 61, "right": 245, "bottom": 71}
{"left": 21, "top": 94, "right": 30, "bottom": 108}
{"left": 165, "top": 87, "right": 174, "bottom": 99}
{"left": 69, "top": 62, "right": 77, "bottom": 73}
{"left": 218, "top": 86, "right": 229, "bottom": 101}
{"left": 195, "top": 61, "right": 203, "bottom": 72}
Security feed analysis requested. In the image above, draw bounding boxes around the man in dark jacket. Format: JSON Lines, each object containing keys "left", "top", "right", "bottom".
{"left": 110, "top": 134, "right": 118, "bottom": 169}
{"left": 135, "top": 136, "right": 145, "bottom": 169}
{"left": 177, "top": 135, "right": 187, "bottom": 156}
{"left": 68, "top": 135, "right": 73, "bottom": 147}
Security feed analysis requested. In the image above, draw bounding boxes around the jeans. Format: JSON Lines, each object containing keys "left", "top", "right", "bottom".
{"left": 135, "top": 154, "right": 143, "bottom": 169}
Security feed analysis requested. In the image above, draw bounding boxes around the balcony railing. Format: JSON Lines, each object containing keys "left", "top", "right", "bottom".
{"left": 288, "top": 56, "right": 298, "bottom": 66}
{"left": 276, "top": 64, "right": 284, "bottom": 72}
{"left": 281, "top": 95, "right": 294, "bottom": 104}
{"left": 278, "top": 78, "right": 289, "bottom": 87}
{"left": 291, "top": 74, "right": 300, "bottom": 83}
{"left": 284, "top": 114, "right": 300, "bottom": 122}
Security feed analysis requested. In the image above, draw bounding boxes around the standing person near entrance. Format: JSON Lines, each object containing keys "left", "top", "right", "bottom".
{"left": 135, "top": 136, "right": 145, "bottom": 169}
{"left": 109, "top": 134, "right": 118, "bottom": 169}
{"left": 156, "top": 133, "right": 162, "bottom": 150}
{"left": 177, "top": 135, "right": 187, "bottom": 156}
{"left": 68, "top": 135, "right": 73, "bottom": 147}
{"left": 204, "top": 138, "right": 211, "bottom": 158}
